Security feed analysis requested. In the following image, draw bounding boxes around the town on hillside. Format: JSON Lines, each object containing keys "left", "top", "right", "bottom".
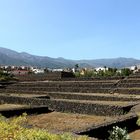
{"left": 0, "top": 64, "right": 140, "bottom": 76}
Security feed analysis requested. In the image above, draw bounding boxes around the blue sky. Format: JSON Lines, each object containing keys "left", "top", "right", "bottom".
{"left": 0, "top": 0, "right": 140, "bottom": 60}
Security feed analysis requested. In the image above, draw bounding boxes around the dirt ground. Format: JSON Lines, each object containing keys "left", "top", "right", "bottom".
{"left": 27, "top": 112, "right": 113, "bottom": 133}
{"left": 27, "top": 112, "right": 140, "bottom": 139}
{"left": 130, "top": 129, "right": 140, "bottom": 140}
{"left": 129, "top": 106, "right": 140, "bottom": 140}
{"left": 0, "top": 104, "right": 28, "bottom": 110}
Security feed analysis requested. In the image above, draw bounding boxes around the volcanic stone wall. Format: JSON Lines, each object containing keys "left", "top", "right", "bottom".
{"left": 0, "top": 95, "right": 134, "bottom": 116}
{"left": 43, "top": 92, "right": 140, "bottom": 101}
{"left": 0, "top": 80, "right": 117, "bottom": 94}
{"left": 113, "top": 72, "right": 140, "bottom": 94}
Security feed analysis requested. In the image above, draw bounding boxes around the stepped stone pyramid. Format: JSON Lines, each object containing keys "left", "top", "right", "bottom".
{"left": 0, "top": 74, "right": 140, "bottom": 116}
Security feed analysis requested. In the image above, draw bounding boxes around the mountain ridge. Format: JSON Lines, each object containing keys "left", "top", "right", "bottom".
{"left": 0, "top": 47, "right": 140, "bottom": 68}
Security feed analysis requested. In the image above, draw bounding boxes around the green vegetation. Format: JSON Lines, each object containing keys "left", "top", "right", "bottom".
{"left": 108, "top": 126, "right": 131, "bottom": 140}
{"left": 120, "top": 68, "right": 133, "bottom": 76}
{"left": 0, "top": 113, "right": 89, "bottom": 140}
{"left": 136, "top": 113, "right": 140, "bottom": 126}
{"left": 75, "top": 68, "right": 132, "bottom": 78}
{"left": 0, "top": 70, "right": 15, "bottom": 81}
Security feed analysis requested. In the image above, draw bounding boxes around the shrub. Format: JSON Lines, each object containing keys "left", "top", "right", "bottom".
{"left": 0, "top": 71, "right": 16, "bottom": 81}
{"left": 108, "top": 126, "right": 131, "bottom": 140}
{"left": 0, "top": 113, "right": 89, "bottom": 140}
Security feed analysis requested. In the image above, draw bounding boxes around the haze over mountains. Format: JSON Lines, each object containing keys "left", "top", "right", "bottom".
{"left": 0, "top": 47, "right": 140, "bottom": 68}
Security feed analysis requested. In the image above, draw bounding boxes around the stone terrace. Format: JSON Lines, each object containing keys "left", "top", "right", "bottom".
{"left": 0, "top": 74, "right": 140, "bottom": 139}
{"left": 114, "top": 72, "right": 140, "bottom": 95}
{"left": 0, "top": 76, "right": 140, "bottom": 116}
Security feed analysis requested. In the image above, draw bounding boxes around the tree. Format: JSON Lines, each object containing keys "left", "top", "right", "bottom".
{"left": 121, "top": 68, "right": 132, "bottom": 76}
{"left": 75, "top": 64, "right": 79, "bottom": 69}
{"left": 75, "top": 64, "right": 79, "bottom": 72}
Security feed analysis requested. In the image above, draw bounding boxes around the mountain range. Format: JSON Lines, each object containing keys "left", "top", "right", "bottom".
{"left": 0, "top": 47, "right": 140, "bottom": 68}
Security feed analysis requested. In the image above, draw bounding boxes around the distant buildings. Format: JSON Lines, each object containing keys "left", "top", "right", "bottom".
{"left": 0, "top": 64, "right": 140, "bottom": 76}
{"left": 10, "top": 70, "right": 29, "bottom": 75}
{"left": 95, "top": 67, "right": 108, "bottom": 72}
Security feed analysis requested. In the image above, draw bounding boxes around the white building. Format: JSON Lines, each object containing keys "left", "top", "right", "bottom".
{"left": 95, "top": 67, "right": 108, "bottom": 72}
{"left": 52, "top": 69, "right": 63, "bottom": 72}
{"left": 32, "top": 68, "right": 44, "bottom": 74}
